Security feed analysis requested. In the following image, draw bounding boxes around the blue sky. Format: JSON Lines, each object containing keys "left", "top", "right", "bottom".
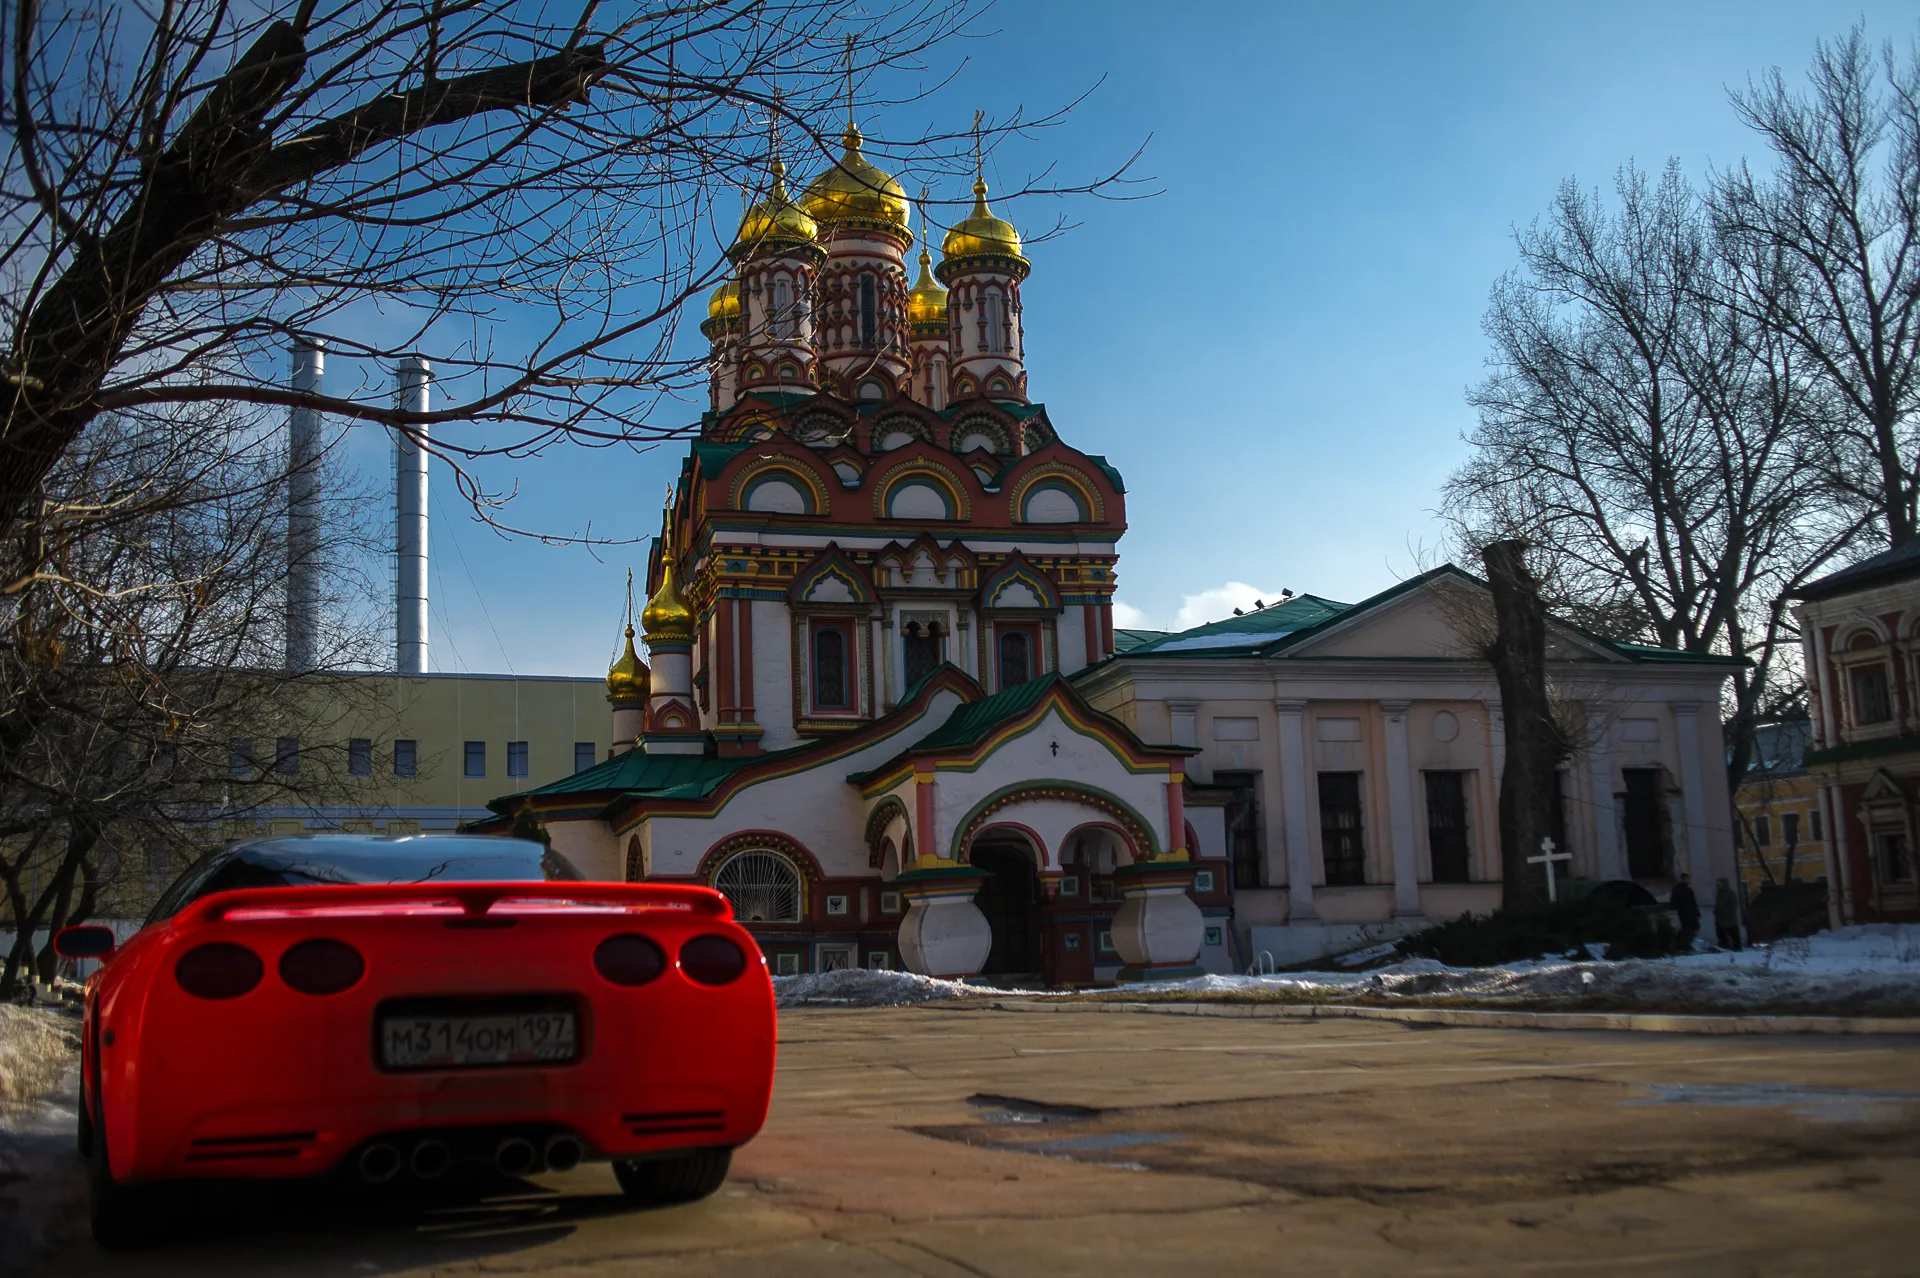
{"left": 367, "top": 1, "right": 1920, "bottom": 677}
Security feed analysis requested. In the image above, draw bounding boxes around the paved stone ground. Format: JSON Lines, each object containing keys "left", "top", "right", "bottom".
{"left": 20, "top": 1006, "right": 1920, "bottom": 1277}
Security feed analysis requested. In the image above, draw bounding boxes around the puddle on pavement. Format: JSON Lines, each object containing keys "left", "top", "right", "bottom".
{"left": 922, "top": 1095, "right": 1176, "bottom": 1169}
{"left": 1625, "top": 1083, "right": 1920, "bottom": 1123}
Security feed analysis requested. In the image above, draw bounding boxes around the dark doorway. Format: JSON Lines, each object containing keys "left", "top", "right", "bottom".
{"left": 1622, "top": 767, "right": 1674, "bottom": 880}
{"left": 972, "top": 840, "right": 1041, "bottom": 978}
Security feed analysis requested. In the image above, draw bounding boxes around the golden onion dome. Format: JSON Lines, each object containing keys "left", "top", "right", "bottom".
{"left": 907, "top": 248, "right": 948, "bottom": 328}
{"left": 706, "top": 279, "right": 742, "bottom": 322}
{"left": 939, "top": 178, "right": 1028, "bottom": 276}
{"left": 640, "top": 553, "right": 695, "bottom": 643}
{"left": 606, "top": 625, "right": 651, "bottom": 703}
{"left": 800, "top": 124, "right": 911, "bottom": 236}
{"left": 730, "top": 160, "right": 819, "bottom": 259}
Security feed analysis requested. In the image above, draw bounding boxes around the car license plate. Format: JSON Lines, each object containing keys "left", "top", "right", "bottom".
{"left": 379, "top": 1010, "right": 577, "bottom": 1070}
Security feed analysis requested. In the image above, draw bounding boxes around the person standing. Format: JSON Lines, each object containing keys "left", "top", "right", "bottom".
{"left": 1714, "top": 877, "right": 1742, "bottom": 950}
{"left": 1670, "top": 873, "right": 1700, "bottom": 949}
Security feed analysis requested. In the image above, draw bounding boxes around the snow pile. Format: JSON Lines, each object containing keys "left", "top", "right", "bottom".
{"left": 0, "top": 1005, "right": 77, "bottom": 1109}
{"left": 0, "top": 1004, "right": 85, "bottom": 1261}
{"left": 774, "top": 967, "right": 1004, "bottom": 1008}
{"left": 1105, "top": 925, "right": 1920, "bottom": 1011}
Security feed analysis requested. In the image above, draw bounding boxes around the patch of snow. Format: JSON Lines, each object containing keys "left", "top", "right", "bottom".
{"left": 0, "top": 1004, "right": 85, "bottom": 1263}
{"left": 774, "top": 968, "right": 1015, "bottom": 1008}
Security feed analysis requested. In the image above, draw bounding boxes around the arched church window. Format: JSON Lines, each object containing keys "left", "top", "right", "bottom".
{"left": 998, "top": 629, "right": 1032, "bottom": 690}
{"left": 771, "top": 278, "right": 795, "bottom": 338}
{"left": 813, "top": 625, "right": 850, "bottom": 709}
{"left": 713, "top": 850, "right": 803, "bottom": 923}
{"left": 983, "top": 291, "right": 1006, "bottom": 354}
{"left": 859, "top": 276, "right": 878, "bottom": 347}
{"left": 903, "top": 620, "right": 943, "bottom": 688}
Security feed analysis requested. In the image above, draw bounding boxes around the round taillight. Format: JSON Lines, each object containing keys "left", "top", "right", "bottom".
{"left": 679, "top": 934, "right": 748, "bottom": 986}
{"left": 175, "top": 943, "right": 263, "bottom": 1000}
{"left": 278, "top": 938, "right": 365, "bottom": 995}
{"left": 593, "top": 934, "right": 665, "bottom": 987}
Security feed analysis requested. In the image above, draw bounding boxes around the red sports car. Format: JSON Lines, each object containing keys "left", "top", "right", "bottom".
{"left": 54, "top": 835, "right": 777, "bottom": 1248}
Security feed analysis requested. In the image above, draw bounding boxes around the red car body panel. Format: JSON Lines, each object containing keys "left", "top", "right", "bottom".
{"left": 79, "top": 882, "right": 776, "bottom": 1184}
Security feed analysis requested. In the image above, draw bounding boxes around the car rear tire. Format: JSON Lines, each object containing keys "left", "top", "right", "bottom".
{"left": 88, "top": 1101, "right": 165, "bottom": 1250}
{"left": 75, "top": 1088, "right": 93, "bottom": 1158}
{"left": 612, "top": 1147, "right": 732, "bottom": 1205}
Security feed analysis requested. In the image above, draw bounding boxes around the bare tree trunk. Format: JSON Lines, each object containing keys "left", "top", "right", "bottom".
{"left": 1482, "top": 540, "right": 1563, "bottom": 912}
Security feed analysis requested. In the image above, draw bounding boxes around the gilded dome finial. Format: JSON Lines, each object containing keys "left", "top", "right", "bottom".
{"left": 907, "top": 197, "right": 948, "bottom": 328}
{"left": 641, "top": 488, "right": 695, "bottom": 643}
{"left": 606, "top": 570, "right": 651, "bottom": 703}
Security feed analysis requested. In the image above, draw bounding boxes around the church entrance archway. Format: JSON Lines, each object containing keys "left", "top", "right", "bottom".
{"left": 971, "top": 834, "right": 1041, "bottom": 980}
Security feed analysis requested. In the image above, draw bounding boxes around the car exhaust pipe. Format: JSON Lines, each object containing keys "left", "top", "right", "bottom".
{"left": 358, "top": 1142, "right": 401, "bottom": 1184}
{"left": 409, "top": 1138, "right": 451, "bottom": 1180}
{"left": 493, "top": 1136, "right": 537, "bottom": 1178}
{"left": 543, "top": 1134, "right": 583, "bottom": 1173}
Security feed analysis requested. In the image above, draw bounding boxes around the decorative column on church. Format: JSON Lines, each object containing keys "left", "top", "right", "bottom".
{"left": 895, "top": 763, "right": 991, "bottom": 978}
{"left": 1275, "top": 700, "right": 1317, "bottom": 922}
{"left": 1380, "top": 701, "right": 1425, "bottom": 920}
{"left": 936, "top": 173, "right": 1030, "bottom": 404}
{"left": 1586, "top": 702, "right": 1625, "bottom": 879}
{"left": 1672, "top": 702, "right": 1717, "bottom": 940}
{"left": 731, "top": 158, "right": 825, "bottom": 396}
{"left": 906, "top": 245, "right": 950, "bottom": 408}
{"left": 606, "top": 624, "right": 649, "bottom": 755}
{"left": 802, "top": 124, "right": 914, "bottom": 399}
{"left": 640, "top": 518, "right": 704, "bottom": 756}
{"left": 1110, "top": 773, "right": 1205, "bottom": 981}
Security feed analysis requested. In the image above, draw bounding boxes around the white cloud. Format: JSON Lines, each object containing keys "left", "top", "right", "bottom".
{"left": 1110, "top": 599, "right": 1157, "bottom": 630}
{"left": 1172, "top": 582, "right": 1282, "bottom": 632}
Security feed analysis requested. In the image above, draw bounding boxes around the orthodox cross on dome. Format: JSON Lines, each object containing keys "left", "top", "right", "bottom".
{"left": 971, "top": 109, "right": 984, "bottom": 183}
{"left": 843, "top": 32, "right": 856, "bottom": 128}
{"left": 1526, "top": 837, "right": 1573, "bottom": 902}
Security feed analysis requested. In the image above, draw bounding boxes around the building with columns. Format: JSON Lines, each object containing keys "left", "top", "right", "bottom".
{"left": 480, "top": 127, "right": 1740, "bottom": 980}
{"left": 1082, "top": 570, "right": 1742, "bottom": 964}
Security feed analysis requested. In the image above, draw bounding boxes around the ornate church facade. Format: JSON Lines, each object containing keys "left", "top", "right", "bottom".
{"left": 483, "top": 123, "right": 1743, "bottom": 981}
{"left": 484, "top": 124, "right": 1226, "bottom": 983}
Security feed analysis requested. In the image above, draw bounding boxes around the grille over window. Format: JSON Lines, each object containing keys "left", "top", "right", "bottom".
{"left": 713, "top": 850, "right": 803, "bottom": 922}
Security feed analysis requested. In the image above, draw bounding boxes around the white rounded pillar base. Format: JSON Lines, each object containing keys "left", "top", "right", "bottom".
{"left": 1111, "top": 863, "right": 1205, "bottom": 981}
{"left": 895, "top": 869, "right": 991, "bottom": 979}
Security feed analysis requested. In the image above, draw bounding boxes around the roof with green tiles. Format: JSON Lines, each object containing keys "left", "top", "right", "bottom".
{"left": 1108, "top": 566, "right": 1744, "bottom": 666}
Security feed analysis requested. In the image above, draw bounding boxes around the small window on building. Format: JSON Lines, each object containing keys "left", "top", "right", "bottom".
{"left": 867, "top": 951, "right": 891, "bottom": 970}
{"left": 393, "top": 739, "right": 417, "bottom": 778}
{"left": 1217, "top": 771, "right": 1263, "bottom": 890}
{"left": 274, "top": 737, "right": 299, "bottom": 776}
{"left": 507, "top": 741, "right": 529, "bottom": 779}
{"left": 575, "top": 742, "right": 597, "bottom": 774}
{"left": 813, "top": 625, "right": 850, "bottom": 709}
{"left": 1319, "top": 771, "right": 1366, "bottom": 886}
{"left": 1810, "top": 808, "right": 1823, "bottom": 841}
{"left": 902, "top": 620, "right": 942, "bottom": 689}
{"left": 1425, "top": 770, "right": 1471, "bottom": 883}
{"left": 859, "top": 275, "right": 877, "bottom": 346}
{"left": 1782, "top": 812, "right": 1800, "bottom": 847}
{"left": 997, "top": 629, "right": 1032, "bottom": 690}
{"left": 463, "top": 741, "right": 486, "bottom": 778}
{"left": 229, "top": 739, "right": 253, "bottom": 777}
{"left": 771, "top": 278, "right": 794, "bottom": 338}
{"left": 1753, "top": 815, "right": 1771, "bottom": 847}
{"left": 1622, "top": 767, "right": 1675, "bottom": 880}
{"left": 1193, "top": 869, "right": 1216, "bottom": 893}
{"left": 1849, "top": 662, "right": 1893, "bottom": 726}
{"left": 1876, "top": 831, "right": 1914, "bottom": 885}
{"left": 1096, "top": 927, "right": 1117, "bottom": 957}
{"left": 774, "top": 952, "right": 802, "bottom": 976}
{"left": 348, "top": 739, "right": 372, "bottom": 777}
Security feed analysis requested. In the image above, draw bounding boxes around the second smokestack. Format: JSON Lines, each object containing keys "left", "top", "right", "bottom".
{"left": 394, "top": 357, "right": 430, "bottom": 675}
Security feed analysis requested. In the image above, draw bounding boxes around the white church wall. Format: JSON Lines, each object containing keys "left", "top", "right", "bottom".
{"left": 751, "top": 600, "right": 798, "bottom": 749}
{"left": 928, "top": 707, "right": 1171, "bottom": 863}
{"left": 1056, "top": 607, "right": 1088, "bottom": 676}
{"left": 548, "top": 819, "right": 622, "bottom": 882}
{"left": 640, "top": 685, "right": 974, "bottom": 882}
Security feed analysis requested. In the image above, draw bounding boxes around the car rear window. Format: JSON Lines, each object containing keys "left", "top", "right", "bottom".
{"left": 146, "top": 837, "right": 582, "bottom": 924}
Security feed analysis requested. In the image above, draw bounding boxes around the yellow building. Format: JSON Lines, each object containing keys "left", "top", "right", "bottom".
{"left": 1732, "top": 719, "right": 1831, "bottom": 935}
{"left": 227, "top": 672, "right": 612, "bottom": 837}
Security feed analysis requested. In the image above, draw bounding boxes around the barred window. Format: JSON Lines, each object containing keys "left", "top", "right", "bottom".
{"left": 1319, "top": 771, "right": 1365, "bottom": 886}
{"left": 713, "top": 850, "right": 803, "bottom": 923}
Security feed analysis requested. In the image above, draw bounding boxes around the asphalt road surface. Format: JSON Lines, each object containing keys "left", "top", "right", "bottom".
{"left": 21, "top": 1006, "right": 1920, "bottom": 1277}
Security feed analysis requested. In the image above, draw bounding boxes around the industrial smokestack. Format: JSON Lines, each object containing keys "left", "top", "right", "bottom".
{"left": 285, "top": 339, "right": 324, "bottom": 670}
{"left": 393, "top": 357, "right": 431, "bottom": 674}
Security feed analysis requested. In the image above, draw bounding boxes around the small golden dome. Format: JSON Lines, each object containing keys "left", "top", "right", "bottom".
{"left": 800, "top": 125, "right": 911, "bottom": 235}
{"left": 731, "top": 160, "right": 819, "bottom": 259}
{"left": 706, "top": 279, "right": 742, "bottom": 322}
{"left": 606, "top": 625, "right": 651, "bottom": 703}
{"left": 939, "top": 178, "right": 1028, "bottom": 274}
{"left": 907, "top": 248, "right": 948, "bottom": 328}
{"left": 640, "top": 554, "right": 695, "bottom": 643}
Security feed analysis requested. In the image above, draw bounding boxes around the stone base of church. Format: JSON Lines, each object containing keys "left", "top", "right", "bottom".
{"left": 1109, "top": 862, "right": 1204, "bottom": 974}
{"left": 895, "top": 866, "right": 992, "bottom": 978}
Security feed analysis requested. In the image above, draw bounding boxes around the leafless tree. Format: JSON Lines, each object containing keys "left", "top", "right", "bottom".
{"left": 1444, "top": 161, "right": 1860, "bottom": 794}
{"left": 0, "top": 0, "right": 1137, "bottom": 556}
{"left": 1713, "top": 26, "right": 1920, "bottom": 547}
{"left": 0, "top": 402, "right": 386, "bottom": 996}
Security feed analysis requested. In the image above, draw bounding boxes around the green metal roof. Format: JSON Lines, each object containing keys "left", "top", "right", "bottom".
{"left": 1083, "top": 453, "right": 1126, "bottom": 494}
{"left": 1117, "top": 592, "right": 1352, "bottom": 657}
{"left": 1112, "top": 628, "right": 1170, "bottom": 654}
{"left": 692, "top": 440, "right": 748, "bottom": 479}
{"left": 504, "top": 750, "right": 749, "bottom": 807}
{"left": 907, "top": 672, "right": 1069, "bottom": 752}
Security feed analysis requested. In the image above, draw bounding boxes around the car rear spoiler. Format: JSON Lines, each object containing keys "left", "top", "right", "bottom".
{"left": 180, "top": 881, "right": 733, "bottom": 927}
